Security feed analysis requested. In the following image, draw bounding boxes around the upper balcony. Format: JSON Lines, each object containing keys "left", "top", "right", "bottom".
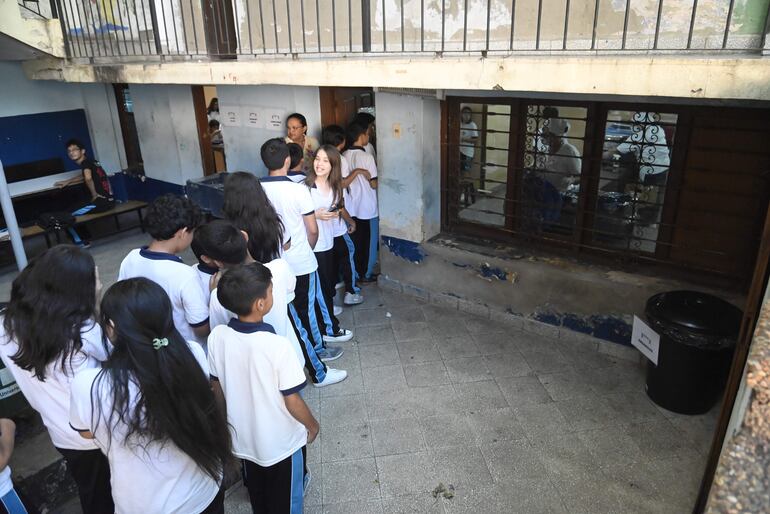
{"left": 54, "top": 0, "right": 770, "bottom": 62}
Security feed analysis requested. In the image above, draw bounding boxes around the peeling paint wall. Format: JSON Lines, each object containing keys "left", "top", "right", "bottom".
{"left": 215, "top": 85, "right": 321, "bottom": 176}
{"left": 130, "top": 84, "right": 202, "bottom": 185}
{"left": 0, "top": 62, "right": 123, "bottom": 173}
{"left": 377, "top": 92, "right": 441, "bottom": 242}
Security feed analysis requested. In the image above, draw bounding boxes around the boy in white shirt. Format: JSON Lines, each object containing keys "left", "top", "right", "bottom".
{"left": 190, "top": 224, "right": 222, "bottom": 301}
{"left": 260, "top": 139, "right": 352, "bottom": 367}
{"left": 209, "top": 263, "right": 319, "bottom": 513}
{"left": 287, "top": 142, "right": 307, "bottom": 183}
{"left": 118, "top": 194, "right": 210, "bottom": 345}
{"left": 343, "top": 122, "right": 379, "bottom": 283}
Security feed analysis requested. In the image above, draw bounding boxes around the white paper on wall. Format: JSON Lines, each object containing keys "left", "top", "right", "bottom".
{"left": 220, "top": 106, "right": 241, "bottom": 127}
{"left": 264, "top": 108, "right": 286, "bottom": 131}
{"left": 244, "top": 106, "right": 264, "bottom": 128}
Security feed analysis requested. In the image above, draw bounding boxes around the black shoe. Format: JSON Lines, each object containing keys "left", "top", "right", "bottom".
{"left": 358, "top": 275, "right": 378, "bottom": 284}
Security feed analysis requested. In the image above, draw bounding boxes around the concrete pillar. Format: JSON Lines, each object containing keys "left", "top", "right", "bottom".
{"left": 377, "top": 92, "right": 441, "bottom": 244}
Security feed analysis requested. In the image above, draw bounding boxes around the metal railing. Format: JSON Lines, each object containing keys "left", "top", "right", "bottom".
{"left": 17, "top": 0, "right": 57, "bottom": 19}
{"left": 54, "top": 0, "right": 770, "bottom": 60}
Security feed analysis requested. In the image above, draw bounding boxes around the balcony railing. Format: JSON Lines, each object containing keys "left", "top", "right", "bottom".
{"left": 55, "top": 0, "right": 770, "bottom": 60}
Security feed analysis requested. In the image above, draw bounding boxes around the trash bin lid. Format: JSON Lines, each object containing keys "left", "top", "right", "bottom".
{"left": 645, "top": 290, "right": 742, "bottom": 337}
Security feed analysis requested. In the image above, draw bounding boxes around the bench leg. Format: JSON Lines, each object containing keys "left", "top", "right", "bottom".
{"left": 115, "top": 214, "right": 121, "bottom": 232}
{"left": 138, "top": 209, "right": 145, "bottom": 233}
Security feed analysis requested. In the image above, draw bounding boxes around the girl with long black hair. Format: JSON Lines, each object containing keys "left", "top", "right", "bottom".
{"left": 0, "top": 245, "right": 113, "bottom": 514}
{"left": 69, "top": 278, "right": 231, "bottom": 514}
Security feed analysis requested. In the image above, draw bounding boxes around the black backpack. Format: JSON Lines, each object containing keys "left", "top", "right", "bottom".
{"left": 37, "top": 211, "right": 76, "bottom": 231}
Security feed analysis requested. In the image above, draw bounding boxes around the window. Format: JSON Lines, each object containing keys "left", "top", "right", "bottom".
{"left": 444, "top": 98, "right": 770, "bottom": 282}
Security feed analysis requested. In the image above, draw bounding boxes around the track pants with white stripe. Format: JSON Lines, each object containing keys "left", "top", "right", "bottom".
{"left": 288, "top": 271, "right": 329, "bottom": 383}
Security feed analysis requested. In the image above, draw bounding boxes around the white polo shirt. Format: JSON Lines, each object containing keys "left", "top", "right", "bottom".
{"left": 309, "top": 186, "right": 337, "bottom": 253}
{"left": 287, "top": 171, "right": 307, "bottom": 183}
{"left": 209, "top": 259, "right": 304, "bottom": 367}
{"left": 0, "top": 320, "right": 106, "bottom": 451}
{"left": 70, "top": 341, "right": 218, "bottom": 514}
{"left": 191, "top": 262, "right": 218, "bottom": 302}
{"left": 260, "top": 176, "right": 318, "bottom": 276}
{"left": 342, "top": 147, "right": 378, "bottom": 220}
{"left": 208, "top": 320, "right": 307, "bottom": 467}
{"left": 118, "top": 248, "right": 210, "bottom": 343}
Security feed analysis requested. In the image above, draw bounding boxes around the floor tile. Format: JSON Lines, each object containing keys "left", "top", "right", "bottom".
{"left": 454, "top": 381, "right": 508, "bottom": 412}
{"left": 496, "top": 376, "right": 552, "bottom": 407}
{"left": 483, "top": 352, "right": 533, "bottom": 379}
{"left": 355, "top": 325, "right": 397, "bottom": 346}
{"left": 513, "top": 403, "right": 572, "bottom": 441}
{"left": 366, "top": 388, "right": 415, "bottom": 420}
{"left": 322, "top": 458, "right": 380, "bottom": 504}
{"left": 392, "top": 321, "right": 434, "bottom": 342}
{"left": 466, "top": 408, "right": 526, "bottom": 444}
{"left": 363, "top": 364, "right": 408, "bottom": 393}
{"left": 360, "top": 343, "right": 402, "bottom": 369}
{"left": 376, "top": 452, "right": 437, "bottom": 497}
{"left": 538, "top": 371, "right": 596, "bottom": 401}
{"left": 444, "top": 481, "right": 567, "bottom": 514}
{"left": 463, "top": 316, "right": 513, "bottom": 334}
{"left": 624, "top": 420, "right": 695, "bottom": 461}
{"left": 575, "top": 424, "right": 643, "bottom": 466}
{"left": 305, "top": 465, "right": 323, "bottom": 506}
{"left": 429, "top": 445, "right": 494, "bottom": 489}
{"left": 355, "top": 308, "right": 393, "bottom": 327}
{"left": 322, "top": 500, "right": 383, "bottom": 514}
{"left": 397, "top": 339, "right": 443, "bottom": 365}
{"left": 385, "top": 306, "right": 427, "bottom": 323}
{"left": 418, "top": 415, "right": 476, "bottom": 449}
{"left": 555, "top": 395, "right": 620, "bottom": 432}
{"left": 604, "top": 391, "right": 669, "bottom": 424}
{"left": 480, "top": 439, "right": 548, "bottom": 481}
{"left": 380, "top": 493, "right": 445, "bottom": 514}
{"left": 437, "top": 336, "right": 481, "bottom": 360}
{"left": 521, "top": 348, "right": 572, "bottom": 374}
{"left": 444, "top": 357, "right": 493, "bottom": 383}
{"left": 320, "top": 394, "right": 368, "bottom": 427}
{"left": 429, "top": 317, "right": 470, "bottom": 338}
{"left": 318, "top": 366, "right": 365, "bottom": 398}
{"left": 370, "top": 418, "right": 426, "bottom": 456}
{"left": 471, "top": 332, "right": 518, "bottom": 356}
{"left": 321, "top": 422, "right": 374, "bottom": 462}
{"left": 409, "top": 385, "right": 459, "bottom": 418}
{"left": 404, "top": 361, "right": 451, "bottom": 387}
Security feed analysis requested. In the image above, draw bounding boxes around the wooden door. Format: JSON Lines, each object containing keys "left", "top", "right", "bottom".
{"left": 192, "top": 86, "right": 216, "bottom": 176}
{"left": 202, "top": 0, "right": 237, "bottom": 58}
{"left": 319, "top": 87, "right": 375, "bottom": 128}
{"left": 113, "top": 84, "right": 144, "bottom": 175}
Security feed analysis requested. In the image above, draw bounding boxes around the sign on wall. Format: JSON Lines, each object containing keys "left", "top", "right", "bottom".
{"left": 631, "top": 315, "right": 660, "bottom": 365}
{"left": 244, "top": 106, "right": 263, "bottom": 128}
{"left": 220, "top": 106, "right": 241, "bottom": 127}
{"left": 264, "top": 108, "right": 286, "bottom": 131}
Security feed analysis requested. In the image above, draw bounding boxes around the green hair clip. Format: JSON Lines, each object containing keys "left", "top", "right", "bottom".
{"left": 152, "top": 337, "right": 169, "bottom": 350}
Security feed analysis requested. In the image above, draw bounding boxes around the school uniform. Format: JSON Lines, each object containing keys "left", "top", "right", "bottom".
{"left": 192, "top": 262, "right": 219, "bottom": 302}
{"left": 209, "top": 258, "right": 306, "bottom": 368}
{"left": 0, "top": 466, "right": 29, "bottom": 514}
{"left": 287, "top": 171, "right": 307, "bottom": 183}
{"left": 260, "top": 176, "right": 329, "bottom": 383}
{"left": 0, "top": 321, "right": 114, "bottom": 514}
{"left": 309, "top": 185, "right": 342, "bottom": 334}
{"left": 334, "top": 155, "right": 359, "bottom": 295}
{"left": 69, "top": 341, "right": 222, "bottom": 514}
{"left": 342, "top": 146, "right": 379, "bottom": 280}
{"left": 208, "top": 320, "right": 308, "bottom": 514}
{"left": 118, "top": 248, "right": 210, "bottom": 345}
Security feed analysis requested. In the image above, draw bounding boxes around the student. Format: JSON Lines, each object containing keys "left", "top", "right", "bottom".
{"left": 260, "top": 139, "right": 354, "bottom": 353}
{"left": 190, "top": 223, "right": 223, "bottom": 302}
{"left": 0, "top": 246, "right": 113, "bottom": 514}
{"left": 353, "top": 112, "right": 377, "bottom": 159}
{"left": 209, "top": 263, "right": 319, "bottom": 513}
{"left": 198, "top": 219, "right": 306, "bottom": 369}
{"left": 287, "top": 142, "right": 306, "bottom": 183}
{"left": 118, "top": 194, "right": 210, "bottom": 345}
{"left": 223, "top": 172, "right": 346, "bottom": 387}
{"left": 285, "top": 113, "right": 319, "bottom": 173}
{"left": 56, "top": 139, "right": 116, "bottom": 247}
{"left": 321, "top": 125, "right": 366, "bottom": 305}
{"left": 0, "top": 418, "right": 31, "bottom": 514}
{"left": 343, "top": 122, "right": 379, "bottom": 283}
{"left": 209, "top": 120, "right": 223, "bottom": 145}
{"left": 306, "top": 145, "right": 359, "bottom": 337}
{"left": 70, "top": 278, "right": 231, "bottom": 514}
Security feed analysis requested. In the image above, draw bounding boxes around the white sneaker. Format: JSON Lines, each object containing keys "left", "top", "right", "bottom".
{"left": 303, "top": 468, "right": 312, "bottom": 496}
{"left": 333, "top": 305, "right": 343, "bottom": 316}
{"left": 335, "top": 281, "right": 345, "bottom": 290}
{"left": 313, "top": 368, "right": 348, "bottom": 387}
{"left": 323, "top": 329, "right": 353, "bottom": 343}
{"left": 344, "top": 292, "right": 364, "bottom": 305}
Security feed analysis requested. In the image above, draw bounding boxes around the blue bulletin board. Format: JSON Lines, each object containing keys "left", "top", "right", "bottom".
{"left": 0, "top": 109, "right": 94, "bottom": 175}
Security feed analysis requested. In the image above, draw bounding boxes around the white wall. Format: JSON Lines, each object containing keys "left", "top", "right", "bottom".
{"left": 377, "top": 92, "right": 441, "bottom": 242}
{"left": 0, "top": 61, "right": 124, "bottom": 174}
{"left": 130, "top": 84, "right": 203, "bottom": 185}
{"left": 216, "top": 85, "right": 322, "bottom": 176}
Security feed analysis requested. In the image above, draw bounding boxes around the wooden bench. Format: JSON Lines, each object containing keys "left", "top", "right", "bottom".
{"left": 16, "top": 200, "right": 147, "bottom": 248}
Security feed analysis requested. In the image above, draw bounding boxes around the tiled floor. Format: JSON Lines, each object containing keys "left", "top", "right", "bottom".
{"left": 225, "top": 286, "right": 718, "bottom": 514}
{"left": 3, "top": 230, "right": 717, "bottom": 513}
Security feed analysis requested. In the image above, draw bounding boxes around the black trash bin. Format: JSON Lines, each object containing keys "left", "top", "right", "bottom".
{"left": 644, "top": 291, "right": 742, "bottom": 415}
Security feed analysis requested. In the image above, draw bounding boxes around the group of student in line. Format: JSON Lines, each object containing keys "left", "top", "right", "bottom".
{"left": 0, "top": 112, "right": 380, "bottom": 513}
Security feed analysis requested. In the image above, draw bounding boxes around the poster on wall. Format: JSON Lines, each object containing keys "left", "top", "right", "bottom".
{"left": 244, "top": 106, "right": 264, "bottom": 128}
{"left": 220, "top": 106, "right": 241, "bottom": 127}
{"left": 264, "top": 108, "right": 286, "bottom": 131}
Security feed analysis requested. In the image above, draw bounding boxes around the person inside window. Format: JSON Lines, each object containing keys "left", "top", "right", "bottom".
{"left": 542, "top": 118, "right": 582, "bottom": 191}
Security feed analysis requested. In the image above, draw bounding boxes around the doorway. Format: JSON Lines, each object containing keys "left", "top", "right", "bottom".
{"left": 320, "top": 87, "right": 376, "bottom": 131}
{"left": 113, "top": 84, "right": 144, "bottom": 175}
{"left": 192, "top": 85, "right": 226, "bottom": 176}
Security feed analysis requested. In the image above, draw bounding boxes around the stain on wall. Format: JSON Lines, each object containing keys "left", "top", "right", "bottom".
{"left": 534, "top": 310, "right": 633, "bottom": 345}
{"left": 382, "top": 235, "right": 425, "bottom": 263}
